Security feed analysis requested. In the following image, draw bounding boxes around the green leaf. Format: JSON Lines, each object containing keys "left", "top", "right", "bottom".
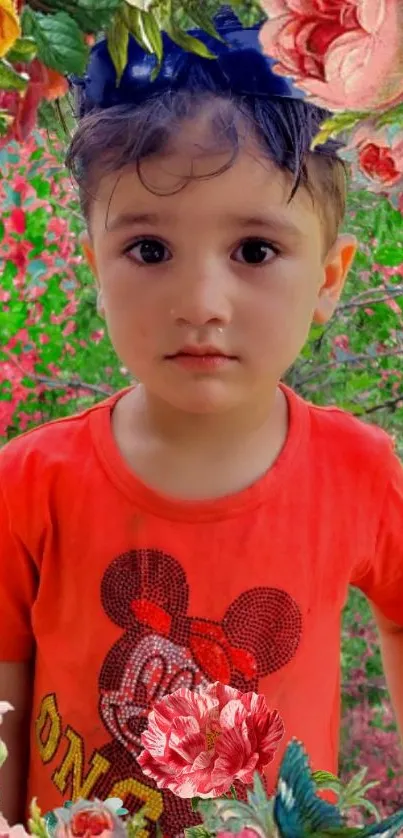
{"left": 184, "top": 2, "right": 224, "bottom": 41}
{"left": 141, "top": 10, "right": 164, "bottom": 61}
{"left": 312, "top": 771, "right": 342, "bottom": 797}
{"left": 358, "top": 799, "right": 382, "bottom": 820}
{"left": 28, "top": 799, "right": 50, "bottom": 838}
{"left": 107, "top": 12, "right": 130, "bottom": 83}
{"left": 6, "top": 36, "right": 37, "bottom": 63}
{"left": 126, "top": 806, "right": 148, "bottom": 838}
{"left": 0, "top": 59, "right": 28, "bottom": 92}
{"left": 190, "top": 798, "right": 200, "bottom": 812}
{"left": 373, "top": 243, "right": 403, "bottom": 267}
{"left": 0, "top": 113, "right": 11, "bottom": 137}
{"left": 184, "top": 827, "right": 212, "bottom": 838}
{"left": 31, "top": 174, "right": 52, "bottom": 199}
{"left": 375, "top": 102, "right": 403, "bottom": 129}
{"left": 165, "top": 25, "right": 216, "bottom": 59}
{"left": 227, "top": 0, "right": 265, "bottom": 26}
{"left": 122, "top": 5, "right": 154, "bottom": 54}
{"left": 0, "top": 739, "right": 8, "bottom": 768}
{"left": 22, "top": 9, "right": 88, "bottom": 76}
{"left": 44, "top": 0, "right": 121, "bottom": 34}
{"left": 311, "top": 110, "right": 369, "bottom": 148}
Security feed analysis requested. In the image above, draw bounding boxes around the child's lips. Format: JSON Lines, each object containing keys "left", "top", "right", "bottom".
{"left": 165, "top": 346, "right": 238, "bottom": 371}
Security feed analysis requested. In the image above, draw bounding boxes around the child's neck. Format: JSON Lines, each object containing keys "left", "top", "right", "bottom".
{"left": 111, "top": 384, "right": 289, "bottom": 500}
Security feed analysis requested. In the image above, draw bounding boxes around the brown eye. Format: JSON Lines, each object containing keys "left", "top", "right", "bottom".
{"left": 232, "top": 239, "right": 278, "bottom": 265}
{"left": 128, "top": 238, "right": 172, "bottom": 265}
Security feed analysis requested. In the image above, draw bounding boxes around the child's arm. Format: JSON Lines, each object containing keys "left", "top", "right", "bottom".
{"left": 372, "top": 607, "right": 403, "bottom": 743}
{"left": 351, "top": 440, "right": 403, "bottom": 743}
{"left": 0, "top": 662, "right": 32, "bottom": 824}
{"left": 0, "top": 455, "right": 37, "bottom": 824}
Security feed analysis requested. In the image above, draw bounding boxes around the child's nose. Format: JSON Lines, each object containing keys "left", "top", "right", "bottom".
{"left": 172, "top": 262, "right": 232, "bottom": 328}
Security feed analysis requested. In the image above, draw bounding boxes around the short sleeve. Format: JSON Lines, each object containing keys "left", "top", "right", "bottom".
{"left": 351, "top": 442, "right": 403, "bottom": 625}
{"left": 0, "top": 464, "right": 37, "bottom": 661}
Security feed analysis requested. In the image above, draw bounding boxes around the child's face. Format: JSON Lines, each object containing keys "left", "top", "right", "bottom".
{"left": 83, "top": 135, "right": 355, "bottom": 415}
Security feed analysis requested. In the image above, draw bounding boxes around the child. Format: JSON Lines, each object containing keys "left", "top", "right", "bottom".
{"left": 0, "top": 10, "right": 402, "bottom": 835}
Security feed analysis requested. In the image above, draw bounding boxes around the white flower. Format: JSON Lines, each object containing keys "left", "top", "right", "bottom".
{"left": 0, "top": 702, "right": 13, "bottom": 724}
{"left": 125, "top": 0, "right": 154, "bottom": 10}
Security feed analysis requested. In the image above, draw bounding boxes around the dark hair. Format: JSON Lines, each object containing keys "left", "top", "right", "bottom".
{"left": 66, "top": 89, "right": 347, "bottom": 251}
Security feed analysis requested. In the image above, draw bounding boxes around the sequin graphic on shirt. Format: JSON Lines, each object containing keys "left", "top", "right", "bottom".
{"left": 90, "top": 549, "right": 303, "bottom": 838}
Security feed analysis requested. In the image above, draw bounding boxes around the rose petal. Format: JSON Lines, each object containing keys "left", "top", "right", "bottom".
{"left": 356, "top": 0, "right": 387, "bottom": 35}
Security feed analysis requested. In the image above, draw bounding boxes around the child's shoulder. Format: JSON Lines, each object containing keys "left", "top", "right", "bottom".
{"left": 0, "top": 391, "right": 119, "bottom": 481}
{"left": 298, "top": 389, "right": 395, "bottom": 465}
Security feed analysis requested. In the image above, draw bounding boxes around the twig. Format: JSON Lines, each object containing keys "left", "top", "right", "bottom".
{"left": 354, "top": 396, "right": 403, "bottom": 415}
{"left": 29, "top": 374, "right": 111, "bottom": 397}
{"left": 2, "top": 349, "right": 112, "bottom": 398}
{"left": 337, "top": 286, "right": 403, "bottom": 312}
{"left": 294, "top": 348, "right": 403, "bottom": 386}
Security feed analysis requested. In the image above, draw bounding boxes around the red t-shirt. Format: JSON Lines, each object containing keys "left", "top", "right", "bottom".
{"left": 0, "top": 386, "right": 402, "bottom": 835}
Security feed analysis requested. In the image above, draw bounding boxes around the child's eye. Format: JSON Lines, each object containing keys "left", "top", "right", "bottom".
{"left": 126, "top": 238, "right": 172, "bottom": 265}
{"left": 231, "top": 238, "right": 279, "bottom": 266}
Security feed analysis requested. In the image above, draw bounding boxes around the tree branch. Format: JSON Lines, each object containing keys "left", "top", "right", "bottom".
{"left": 294, "top": 347, "right": 402, "bottom": 387}
{"left": 2, "top": 349, "right": 112, "bottom": 398}
{"left": 354, "top": 395, "right": 403, "bottom": 415}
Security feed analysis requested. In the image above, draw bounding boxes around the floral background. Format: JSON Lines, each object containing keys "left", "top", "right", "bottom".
{"left": 1, "top": 0, "right": 403, "bottom": 818}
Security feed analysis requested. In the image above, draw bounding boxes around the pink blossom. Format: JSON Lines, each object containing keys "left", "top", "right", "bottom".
{"left": 12, "top": 176, "right": 29, "bottom": 200}
{"left": 0, "top": 816, "right": 30, "bottom": 838}
{"left": 218, "top": 831, "right": 261, "bottom": 838}
{"left": 8, "top": 208, "right": 26, "bottom": 235}
{"left": 62, "top": 321, "right": 76, "bottom": 338}
{"left": 138, "top": 682, "right": 284, "bottom": 799}
{"left": 91, "top": 329, "right": 105, "bottom": 344}
{"left": 260, "top": 1, "right": 403, "bottom": 111}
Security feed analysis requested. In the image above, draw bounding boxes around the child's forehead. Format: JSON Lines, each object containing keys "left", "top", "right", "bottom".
{"left": 93, "top": 144, "right": 318, "bottom": 240}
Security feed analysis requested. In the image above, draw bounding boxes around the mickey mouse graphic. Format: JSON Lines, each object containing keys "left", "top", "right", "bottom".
{"left": 92, "top": 549, "right": 302, "bottom": 838}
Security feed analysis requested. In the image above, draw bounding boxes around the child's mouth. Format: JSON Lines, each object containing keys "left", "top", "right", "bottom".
{"left": 165, "top": 345, "right": 237, "bottom": 371}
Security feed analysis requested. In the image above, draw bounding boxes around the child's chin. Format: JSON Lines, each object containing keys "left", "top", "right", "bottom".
{"left": 163, "top": 381, "right": 243, "bottom": 414}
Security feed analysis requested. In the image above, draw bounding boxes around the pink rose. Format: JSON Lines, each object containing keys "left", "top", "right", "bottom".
{"left": 54, "top": 801, "right": 126, "bottom": 838}
{"left": 137, "top": 682, "right": 284, "bottom": 799}
{"left": 260, "top": 1, "right": 403, "bottom": 111}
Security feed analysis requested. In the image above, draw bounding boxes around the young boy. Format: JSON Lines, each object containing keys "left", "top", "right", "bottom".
{"left": 0, "top": 11, "right": 402, "bottom": 836}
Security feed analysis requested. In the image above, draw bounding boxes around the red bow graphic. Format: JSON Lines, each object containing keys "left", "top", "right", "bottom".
{"left": 132, "top": 598, "right": 257, "bottom": 683}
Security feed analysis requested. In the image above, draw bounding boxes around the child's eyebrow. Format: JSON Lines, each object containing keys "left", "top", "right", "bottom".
{"left": 108, "top": 212, "right": 160, "bottom": 232}
{"left": 107, "top": 211, "right": 303, "bottom": 239}
{"left": 229, "top": 214, "right": 303, "bottom": 238}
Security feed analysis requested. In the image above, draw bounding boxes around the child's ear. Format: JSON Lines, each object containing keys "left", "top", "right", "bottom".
{"left": 80, "top": 232, "right": 105, "bottom": 317}
{"left": 314, "top": 234, "right": 357, "bottom": 325}
{"left": 80, "top": 231, "right": 97, "bottom": 276}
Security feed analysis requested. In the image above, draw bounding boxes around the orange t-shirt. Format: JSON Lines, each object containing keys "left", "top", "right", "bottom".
{"left": 0, "top": 385, "right": 402, "bottom": 835}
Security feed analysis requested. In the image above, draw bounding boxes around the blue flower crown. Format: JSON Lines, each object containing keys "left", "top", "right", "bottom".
{"left": 72, "top": 9, "right": 306, "bottom": 115}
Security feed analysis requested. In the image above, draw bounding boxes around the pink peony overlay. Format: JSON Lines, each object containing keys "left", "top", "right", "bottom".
{"left": 0, "top": 816, "right": 30, "bottom": 838}
{"left": 260, "top": 1, "right": 403, "bottom": 112}
{"left": 137, "top": 682, "right": 284, "bottom": 799}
